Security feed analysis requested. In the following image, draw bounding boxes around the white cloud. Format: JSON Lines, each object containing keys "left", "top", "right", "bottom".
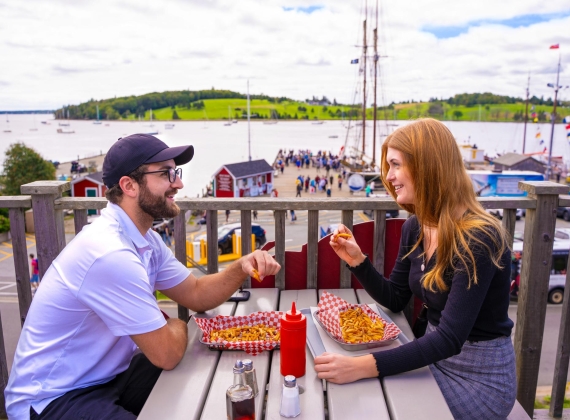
{"left": 0, "top": 0, "right": 568, "bottom": 110}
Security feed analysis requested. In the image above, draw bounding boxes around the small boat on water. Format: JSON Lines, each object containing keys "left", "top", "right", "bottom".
{"left": 329, "top": 135, "right": 338, "bottom": 138}
{"left": 312, "top": 121, "right": 324, "bottom": 125}
{"left": 57, "top": 128, "right": 75, "bottom": 134}
{"left": 165, "top": 123, "right": 175, "bottom": 129}
{"left": 145, "top": 130, "right": 159, "bottom": 135}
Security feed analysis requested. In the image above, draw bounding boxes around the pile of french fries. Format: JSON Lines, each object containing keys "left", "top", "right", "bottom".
{"left": 209, "top": 325, "right": 280, "bottom": 343}
{"left": 339, "top": 307, "right": 385, "bottom": 343}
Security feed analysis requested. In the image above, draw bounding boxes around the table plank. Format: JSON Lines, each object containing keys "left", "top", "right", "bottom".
{"left": 266, "top": 290, "right": 325, "bottom": 420}
{"left": 356, "top": 289, "right": 454, "bottom": 420}
{"left": 138, "top": 302, "right": 236, "bottom": 420}
{"left": 200, "top": 288, "right": 279, "bottom": 420}
{"left": 319, "top": 289, "right": 390, "bottom": 420}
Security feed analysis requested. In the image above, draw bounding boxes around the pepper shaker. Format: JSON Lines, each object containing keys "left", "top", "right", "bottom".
{"left": 242, "top": 359, "right": 259, "bottom": 397}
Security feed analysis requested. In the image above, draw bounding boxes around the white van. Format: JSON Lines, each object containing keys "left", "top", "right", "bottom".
{"left": 512, "top": 240, "right": 569, "bottom": 304}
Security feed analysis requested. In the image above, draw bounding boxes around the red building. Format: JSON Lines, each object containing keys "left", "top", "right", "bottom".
{"left": 71, "top": 172, "right": 107, "bottom": 215}
{"left": 213, "top": 159, "right": 273, "bottom": 198}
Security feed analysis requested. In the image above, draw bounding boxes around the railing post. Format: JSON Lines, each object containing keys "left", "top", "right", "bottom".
{"left": 274, "top": 210, "right": 286, "bottom": 290}
{"left": 73, "top": 209, "right": 88, "bottom": 234}
{"left": 206, "top": 210, "right": 218, "bottom": 275}
{"left": 20, "top": 181, "right": 70, "bottom": 278}
{"left": 514, "top": 181, "right": 567, "bottom": 416}
{"left": 340, "top": 210, "right": 354, "bottom": 288}
{"left": 550, "top": 263, "right": 570, "bottom": 417}
{"left": 373, "top": 210, "right": 386, "bottom": 275}
{"left": 174, "top": 212, "right": 189, "bottom": 322}
{"left": 9, "top": 208, "right": 33, "bottom": 326}
{"left": 502, "top": 208, "right": 517, "bottom": 249}
{"left": 241, "top": 210, "right": 252, "bottom": 288}
{"left": 307, "top": 210, "right": 319, "bottom": 289}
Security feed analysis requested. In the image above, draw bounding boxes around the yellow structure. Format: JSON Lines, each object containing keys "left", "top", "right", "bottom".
{"left": 186, "top": 233, "right": 256, "bottom": 267}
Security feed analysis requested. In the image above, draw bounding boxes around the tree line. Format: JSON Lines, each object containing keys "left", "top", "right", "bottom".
{"left": 54, "top": 89, "right": 296, "bottom": 121}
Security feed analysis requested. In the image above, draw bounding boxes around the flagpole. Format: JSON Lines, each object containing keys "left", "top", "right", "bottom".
{"left": 522, "top": 73, "right": 530, "bottom": 154}
{"left": 546, "top": 52, "right": 561, "bottom": 180}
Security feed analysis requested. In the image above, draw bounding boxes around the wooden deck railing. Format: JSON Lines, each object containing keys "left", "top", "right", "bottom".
{"left": 0, "top": 180, "right": 569, "bottom": 418}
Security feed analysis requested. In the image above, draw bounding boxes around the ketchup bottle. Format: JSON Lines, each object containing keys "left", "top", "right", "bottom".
{"left": 280, "top": 302, "right": 306, "bottom": 377}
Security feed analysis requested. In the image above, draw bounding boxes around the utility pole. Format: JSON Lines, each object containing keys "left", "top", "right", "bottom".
{"left": 546, "top": 53, "right": 567, "bottom": 179}
{"left": 361, "top": 18, "right": 367, "bottom": 157}
{"left": 522, "top": 73, "right": 530, "bottom": 154}
{"left": 247, "top": 80, "right": 251, "bottom": 161}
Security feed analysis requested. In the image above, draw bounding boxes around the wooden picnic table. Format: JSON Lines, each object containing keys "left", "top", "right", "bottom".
{"left": 138, "top": 288, "right": 456, "bottom": 420}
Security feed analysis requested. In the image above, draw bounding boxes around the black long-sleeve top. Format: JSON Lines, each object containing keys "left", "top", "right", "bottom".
{"left": 349, "top": 216, "right": 513, "bottom": 378}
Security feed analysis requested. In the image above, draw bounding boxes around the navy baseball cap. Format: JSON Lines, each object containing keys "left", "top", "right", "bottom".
{"left": 102, "top": 134, "right": 194, "bottom": 188}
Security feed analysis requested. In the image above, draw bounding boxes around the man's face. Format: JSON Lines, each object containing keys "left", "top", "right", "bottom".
{"left": 137, "top": 159, "right": 183, "bottom": 219}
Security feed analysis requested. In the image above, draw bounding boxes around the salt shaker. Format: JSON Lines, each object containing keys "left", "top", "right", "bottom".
{"left": 279, "top": 375, "right": 301, "bottom": 418}
{"left": 242, "top": 359, "right": 259, "bottom": 397}
{"left": 226, "top": 360, "right": 255, "bottom": 420}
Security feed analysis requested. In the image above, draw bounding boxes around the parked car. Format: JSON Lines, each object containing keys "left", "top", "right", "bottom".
{"left": 556, "top": 206, "right": 570, "bottom": 221}
{"left": 363, "top": 208, "right": 400, "bottom": 220}
{"left": 195, "top": 223, "right": 267, "bottom": 255}
{"left": 512, "top": 240, "right": 569, "bottom": 304}
{"left": 486, "top": 208, "right": 523, "bottom": 220}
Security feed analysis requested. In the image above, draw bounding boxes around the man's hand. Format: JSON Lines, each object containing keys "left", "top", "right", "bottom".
{"left": 329, "top": 224, "right": 367, "bottom": 267}
{"left": 314, "top": 352, "right": 378, "bottom": 384}
{"left": 239, "top": 250, "right": 281, "bottom": 282}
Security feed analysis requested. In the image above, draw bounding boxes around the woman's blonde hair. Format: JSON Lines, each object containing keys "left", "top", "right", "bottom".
{"left": 380, "top": 118, "right": 508, "bottom": 292}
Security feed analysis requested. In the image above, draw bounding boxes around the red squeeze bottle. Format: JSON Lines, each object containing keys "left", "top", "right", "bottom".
{"left": 280, "top": 301, "right": 307, "bottom": 377}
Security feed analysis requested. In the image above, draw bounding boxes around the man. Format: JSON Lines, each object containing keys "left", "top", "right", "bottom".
{"left": 5, "top": 134, "right": 280, "bottom": 420}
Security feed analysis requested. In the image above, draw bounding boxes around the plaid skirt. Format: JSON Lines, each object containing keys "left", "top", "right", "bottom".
{"left": 426, "top": 323, "right": 516, "bottom": 420}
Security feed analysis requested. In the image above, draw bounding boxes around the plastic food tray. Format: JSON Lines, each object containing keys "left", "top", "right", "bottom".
{"left": 313, "top": 310, "right": 398, "bottom": 351}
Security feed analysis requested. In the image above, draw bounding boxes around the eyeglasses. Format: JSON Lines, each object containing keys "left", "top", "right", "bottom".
{"left": 141, "top": 167, "right": 182, "bottom": 183}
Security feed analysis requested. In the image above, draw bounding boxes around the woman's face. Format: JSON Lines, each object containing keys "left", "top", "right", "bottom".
{"left": 386, "top": 148, "right": 416, "bottom": 205}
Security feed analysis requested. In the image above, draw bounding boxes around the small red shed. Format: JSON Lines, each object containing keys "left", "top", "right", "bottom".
{"left": 71, "top": 172, "right": 107, "bottom": 215}
{"left": 213, "top": 159, "right": 273, "bottom": 198}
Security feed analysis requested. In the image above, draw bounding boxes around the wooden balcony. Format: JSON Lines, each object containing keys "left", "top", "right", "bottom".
{"left": 0, "top": 180, "right": 569, "bottom": 418}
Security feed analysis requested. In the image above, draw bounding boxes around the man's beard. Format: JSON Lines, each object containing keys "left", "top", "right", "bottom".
{"left": 138, "top": 183, "right": 180, "bottom": 219}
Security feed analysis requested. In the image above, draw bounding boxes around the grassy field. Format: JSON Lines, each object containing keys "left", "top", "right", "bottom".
{"left": 131, "top": 98, "right": 568, "bottom": 123}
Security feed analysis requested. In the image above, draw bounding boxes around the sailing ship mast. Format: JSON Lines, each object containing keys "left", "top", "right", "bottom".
{"left": 372, "top": 0, "right": 379, "bottom": 165}
{"left": 522, "top": 73, "right": 530, "bottom": 153}
{"left": 361, "top": 19, "right": 367, "bottom": 155}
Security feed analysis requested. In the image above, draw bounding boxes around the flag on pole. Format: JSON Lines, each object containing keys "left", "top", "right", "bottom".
{"left": 550, "top": 44, "right": 560, "bottom": 49}
{"left": 350, "top": 58, "right": 359, "bottom": 64}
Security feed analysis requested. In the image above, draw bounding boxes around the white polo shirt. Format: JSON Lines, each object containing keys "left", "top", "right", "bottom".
{"left": 5, "top": 203, "right": 190, "bottom": 420}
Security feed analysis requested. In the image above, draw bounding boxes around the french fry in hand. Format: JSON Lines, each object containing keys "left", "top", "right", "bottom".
{"left": 335, "top": 233, "right": 352, "bottom": 242}
{"left": 251, "top": 268, "right": 262, "bottom": 282}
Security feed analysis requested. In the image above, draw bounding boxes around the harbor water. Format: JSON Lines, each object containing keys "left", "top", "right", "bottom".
{"left": 1, "top": 114, "right": 568, "bottom": 198}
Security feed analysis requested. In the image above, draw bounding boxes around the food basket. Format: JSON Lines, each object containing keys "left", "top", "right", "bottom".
{"left": 195, "top": 311, "right": 284, "bottom": 355}
{"left": 314, "top": 291, "right": 401, "bottom": 351}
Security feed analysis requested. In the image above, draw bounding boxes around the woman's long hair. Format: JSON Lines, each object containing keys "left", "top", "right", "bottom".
{"left": 380, "top": 118, "right": 508, "bottom": 292}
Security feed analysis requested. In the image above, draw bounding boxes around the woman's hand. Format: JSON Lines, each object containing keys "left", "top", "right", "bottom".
{"left": 314, "top": 352, "right": 379, "bottom": 384}
{"left": 329, "top": 224, "right": 367, "bottom": 267}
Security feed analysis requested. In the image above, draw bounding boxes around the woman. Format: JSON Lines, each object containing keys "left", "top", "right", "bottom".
{"left": 314, "top": 119, "right": 516, "bottom": 419}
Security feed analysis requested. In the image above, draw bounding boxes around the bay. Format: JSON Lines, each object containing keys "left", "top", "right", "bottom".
{"left": 1, "top": 114, "right": 568, "bottom": 198}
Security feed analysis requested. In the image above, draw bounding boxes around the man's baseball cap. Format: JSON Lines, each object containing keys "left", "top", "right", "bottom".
{"left": 102, "top": 134, "right": 194, "bottom": 188}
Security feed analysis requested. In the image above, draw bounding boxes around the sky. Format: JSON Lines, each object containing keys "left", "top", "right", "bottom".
{"left": 0, "top": 0, "right": 569, "bottom": 111}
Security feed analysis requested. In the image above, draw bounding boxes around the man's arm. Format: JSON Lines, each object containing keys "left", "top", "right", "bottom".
{"left": 130, "top": 318, "right": 188, "bottom": 370}
{"left": 160, "top": 250, "right": 280, "bottom": 312}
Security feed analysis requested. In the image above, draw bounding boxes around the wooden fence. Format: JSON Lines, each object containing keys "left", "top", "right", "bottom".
{"left": 0, "top": 180, "right": 569, "bottom": 418}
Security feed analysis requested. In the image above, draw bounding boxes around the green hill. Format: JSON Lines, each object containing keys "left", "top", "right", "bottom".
{"left": 54, "top": 89, "right": 569, "bottom": 123}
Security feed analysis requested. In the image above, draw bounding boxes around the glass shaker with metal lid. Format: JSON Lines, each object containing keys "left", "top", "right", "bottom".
{"left": 226, "top": 360, "right": 255, "bottom": 420}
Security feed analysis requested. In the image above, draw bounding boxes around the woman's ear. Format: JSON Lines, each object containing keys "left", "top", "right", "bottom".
{"left": 118, "top": 176, "right": 138, "bottom": 198}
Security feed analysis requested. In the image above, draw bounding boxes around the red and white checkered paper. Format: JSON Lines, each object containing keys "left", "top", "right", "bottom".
{"left": 316, "top": 291, "right": 400, "bottom": 343}
{"left": 195, "top": 311, "right": 284, "bottom": 355}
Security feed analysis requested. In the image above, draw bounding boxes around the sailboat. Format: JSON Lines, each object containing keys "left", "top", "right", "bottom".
{"left": 145, "top": 109, "right": 158, "bottom": 135}
{"left": 342, "top": 3, "right": 395, "bottom": 191}
{"left": 263, "top": 109, "right": 278, "bottom": 125}
{"left": 57, "top": 109, "right": 74, "bottom": 133}
{"left": 93, "top": 105, "right": 102, "bottom": 124}
{"left": 224, "top": 106, "right": 232, "bottom": 126}
{"left": 3, "top": 112, "right": 11, "bottom": 133}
